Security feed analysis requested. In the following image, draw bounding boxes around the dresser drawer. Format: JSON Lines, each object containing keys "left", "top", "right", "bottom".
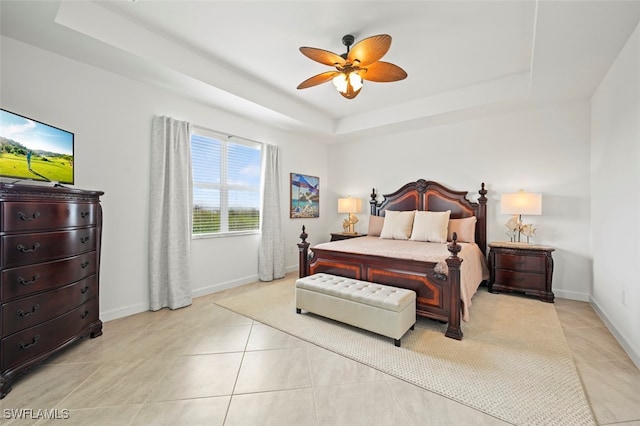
{"left": 1, "top": 228, "right": 96, "bottom": 267}
{"left": 1, "top": 298, "right": 99, "bottom": 372}
{"left": 0, "top": 252, "right": 97, "bottom": 301}
{"left": 494, "top": 269, "right": 546, "bottom": 291}
{"left": 1, "top": 202, "right": 97, "bottom": 232}
{"left": 1, "top": 276, "right": 97, "bottom": 336}
{"left": 494, "top": 253, "right": 545, "bottom": 273}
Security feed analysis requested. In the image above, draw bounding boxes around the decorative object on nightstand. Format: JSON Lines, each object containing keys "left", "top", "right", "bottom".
{"left": 338, "top": 197, "right": 362, "bottom": 234}
{"left": 501, "top": 190, "right": 542, "bottom": 243}
{"left": 488, "top": 241, "right": 555, "bottom": 302}
{"left": 330, "top": 232, "right": 367, "bottom": 242}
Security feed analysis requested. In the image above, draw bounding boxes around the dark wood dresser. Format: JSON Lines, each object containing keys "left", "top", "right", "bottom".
{"left": 0, "top": 183, "right": 104, "bottom": 398}
{"left": 488, "top": 241, "right": 555, "bottom": 302}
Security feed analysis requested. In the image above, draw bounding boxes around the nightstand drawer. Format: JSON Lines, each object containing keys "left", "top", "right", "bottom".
{"left": 494, "top": 253, "right": 545, "bottom": 272}
{"left": 493, "top": 269, "right": 546, "bottom": 291}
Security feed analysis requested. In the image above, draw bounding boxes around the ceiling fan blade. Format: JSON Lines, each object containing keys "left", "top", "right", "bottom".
{"left": 347, "top": 34, "right": 391, "bottom": 66}
{"left": 299, "top": 47, "right": 345, "bottom": 67}
{"left": 361, "top": 61, "right": 408, "bottom": 82}
{"left": 297, "top": 71, "right": 341, "bottom": 89}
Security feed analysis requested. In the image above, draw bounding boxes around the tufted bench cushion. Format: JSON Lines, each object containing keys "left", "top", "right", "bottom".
{"left": 295, "top": 273, "right": 416, "bottom": 346}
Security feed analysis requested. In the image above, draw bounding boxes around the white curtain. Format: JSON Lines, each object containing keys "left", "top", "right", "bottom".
{"left": 258, "top": 144, "right": 286, "bottom": 281}
{"left": 149, "top": 116, "right": 193, "bottom": 310}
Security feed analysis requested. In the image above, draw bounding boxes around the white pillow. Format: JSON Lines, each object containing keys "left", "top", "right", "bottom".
{"left": 380, "top": 210, "right": 416, "bottom": 240}
{"left": 410, "top": 210, "right": 451, "bottom": 243}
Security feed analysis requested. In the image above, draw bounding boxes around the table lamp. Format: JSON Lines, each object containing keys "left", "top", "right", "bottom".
{"left": 500, "top": 190, "right": 542, "bottom": 242}
{"left": 338, "top": 197, "right": 362, "bottom": 234}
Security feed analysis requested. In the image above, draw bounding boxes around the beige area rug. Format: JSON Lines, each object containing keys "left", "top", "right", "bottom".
{"left": 215, "top": 278, "right": 595, "bottom": 425}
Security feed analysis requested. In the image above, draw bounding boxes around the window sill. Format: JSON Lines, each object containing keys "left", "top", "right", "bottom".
{"left": 192, "top": 230, "right": 260, "bottom": 240}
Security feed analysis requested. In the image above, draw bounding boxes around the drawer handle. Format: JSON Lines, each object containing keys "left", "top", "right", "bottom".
{"left": 81, "top": 211, "right": 90, "bottom": 218}
{"left": 80, "top": 311, "right": 89, "bottom": 319}
{"left": 17, "top": 335, "right": 40, "bottom": 350}
{"left": 80, "top": 236, "right": 90, "bottom": 244}
{"left": 17, "top": 304, "right": 40, "bottom": 318}
{"left": 81, "top": 286, "right": 90, "bottom": 294}
{"left": 17, "top": 243, "right": 40, "bottom": 253}
{"left": 81, "top": 261, "right": 90, "bottom": 269}
{"left": 17, "top": 211, "right": 41, "bottom": 221}
{"left": 17, "top": 274, "right": 40, "bottom": 285}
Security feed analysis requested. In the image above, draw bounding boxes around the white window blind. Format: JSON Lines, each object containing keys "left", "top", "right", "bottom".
{"left": 191, "top": 129, "right": 262, "bottom": 235}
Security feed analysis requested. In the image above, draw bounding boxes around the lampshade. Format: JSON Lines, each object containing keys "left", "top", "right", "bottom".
{"left": 332, "top": 72, "right": 363, "bottom": 99}
{"left": 500, "top": 190, "right": 542, "bottom": 215}
{"left": 338, "top": 197, "right": 362, "bottom": 214}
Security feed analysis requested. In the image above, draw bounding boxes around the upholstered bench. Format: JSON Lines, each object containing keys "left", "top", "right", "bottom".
{"left": 295, "top": 273, "right": 416, "bottom": 347}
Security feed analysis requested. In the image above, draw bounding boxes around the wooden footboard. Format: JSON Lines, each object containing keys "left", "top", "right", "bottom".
{"left": 298, "top": 226, "right": 464, "bottom": 340}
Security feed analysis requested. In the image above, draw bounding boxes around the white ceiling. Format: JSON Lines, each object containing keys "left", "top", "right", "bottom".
{"left": 1, "top": 1, "right": 639, "bottom": 143}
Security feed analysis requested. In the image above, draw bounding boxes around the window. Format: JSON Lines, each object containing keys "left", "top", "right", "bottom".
{"left": 191, "top": 129, "right": 262, "bottom": 236}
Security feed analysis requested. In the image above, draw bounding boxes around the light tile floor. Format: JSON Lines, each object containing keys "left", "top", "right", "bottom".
{"left": 1, "top": 276, "right": 638, "bottom": 425}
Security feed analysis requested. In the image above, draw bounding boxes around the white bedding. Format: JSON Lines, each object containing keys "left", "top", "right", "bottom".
{"left": 313, "top": 236, "right": 489, "bottom": 321}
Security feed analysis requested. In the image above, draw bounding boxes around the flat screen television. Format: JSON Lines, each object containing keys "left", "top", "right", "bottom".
{"left": 0, "top": 108, "right": 74, "bottom": 185}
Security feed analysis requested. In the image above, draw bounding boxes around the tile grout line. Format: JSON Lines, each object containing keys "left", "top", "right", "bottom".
{"left": 221, "top": 318, "right": 256, "bottom": 424}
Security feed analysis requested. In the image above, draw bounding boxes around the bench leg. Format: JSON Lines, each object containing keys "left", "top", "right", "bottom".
{"left": 296, "top": 308, "right": 301, "bottom": 314}
{"left": 394, "top": 338, "right": 401, "bottom": 347}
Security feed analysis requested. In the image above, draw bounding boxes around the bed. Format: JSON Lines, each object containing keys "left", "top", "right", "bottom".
{"left": 297, "top": 179, "right": 488, "bottom": 340}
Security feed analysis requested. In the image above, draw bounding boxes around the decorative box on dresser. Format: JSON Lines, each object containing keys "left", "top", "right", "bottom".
{"left": 0, "top": 183, "right": 104, "bottom": 398}
{"left": 488, "top": 241, "right": 555, "bottom": 303}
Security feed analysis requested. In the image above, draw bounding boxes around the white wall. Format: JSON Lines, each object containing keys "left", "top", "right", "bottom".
{"left": 590, "top": 22, "right": 640, "bottom": 366}
{"left": 327, "top": 101, "right": 593, "bottom": 300}
{"left": 0, "top": 36, "right": 331, "bottom": 321}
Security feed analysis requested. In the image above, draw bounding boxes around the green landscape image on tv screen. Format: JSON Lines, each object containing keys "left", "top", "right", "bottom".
{"left": 0, "top": 109, "right": 74, "bottom": 185}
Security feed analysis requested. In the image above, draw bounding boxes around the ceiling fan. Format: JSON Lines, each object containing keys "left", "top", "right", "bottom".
{"left": 297, "top": 34, "right": 408, "bottom": 99}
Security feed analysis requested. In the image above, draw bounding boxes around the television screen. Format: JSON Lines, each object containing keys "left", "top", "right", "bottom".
{"left": 0, "top": 109, "right": 74, "bottom": 185}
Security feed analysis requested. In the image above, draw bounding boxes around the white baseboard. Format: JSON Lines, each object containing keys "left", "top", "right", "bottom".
{"left": 100, "top": 302, "right": 149, "bottom": 322}
{"left": 554, "top": 289, "right": 590, "bottom": 302}
{"left": 589, "top": 297, "right": 640, "bottom": 369}
{"left": 191, "top": 274, "right": 259, "bottom": 298}
{"left": 100, "top": 270, "right": 300, "bottom": 323}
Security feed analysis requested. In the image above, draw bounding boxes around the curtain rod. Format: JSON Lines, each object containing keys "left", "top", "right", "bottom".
{"left": 192, "top": 124, "right": 264, "bottom": 146}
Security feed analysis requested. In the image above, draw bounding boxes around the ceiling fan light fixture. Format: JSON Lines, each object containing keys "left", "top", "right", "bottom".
{"left": 298, "top": 34, "right": 406, "bottom": 100}
{"left": 332, "top": 72, "right": 363, "bottom": 99}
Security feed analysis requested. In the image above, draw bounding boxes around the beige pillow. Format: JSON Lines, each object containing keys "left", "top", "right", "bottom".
{"left": 367, "top": 215, "right": 384, "bottom": 237}
{"left": 410, "top": 210, "right": 451, "bottom": 243}
{"left": 447, "top": 216, "right": 477, "bottom": 243}
{"left": 380, "top": 210, "right": 415, "bottom": 240}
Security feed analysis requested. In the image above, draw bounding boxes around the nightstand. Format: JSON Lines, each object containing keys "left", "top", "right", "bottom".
{"left": 330, "top": 233, "right": 367, "bottom": 242}
{"left": 488, "top": 242, "right": 555, "bottom": 302}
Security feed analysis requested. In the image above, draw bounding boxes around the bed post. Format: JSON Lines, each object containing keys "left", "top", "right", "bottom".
{"left": 445, "top": 233, "right": 463, "bottom": 340}
{"left": 477, "top": 182, "right": 488, "bottom": 255}
{"left": 369, "top": 188, "right": 377, "bottom": 215}
{"left": 298, "top": 225, "right": 310, "bottom": 278}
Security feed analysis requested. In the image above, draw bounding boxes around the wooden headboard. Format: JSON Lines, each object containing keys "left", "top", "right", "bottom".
{"left": 369, "top": 179, "right": 488, "bottom": 254}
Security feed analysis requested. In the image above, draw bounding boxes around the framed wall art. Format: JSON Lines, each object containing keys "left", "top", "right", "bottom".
{"left": 290, "top": 173, "right": 319, "bottom": 218}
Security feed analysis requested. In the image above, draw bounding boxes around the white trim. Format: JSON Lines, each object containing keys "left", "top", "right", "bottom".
{"left": 553, "top": 289, "right": 590, "bottom": 302}
{"left": 590, "top": 296, "right": 640, "bottom": 369}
